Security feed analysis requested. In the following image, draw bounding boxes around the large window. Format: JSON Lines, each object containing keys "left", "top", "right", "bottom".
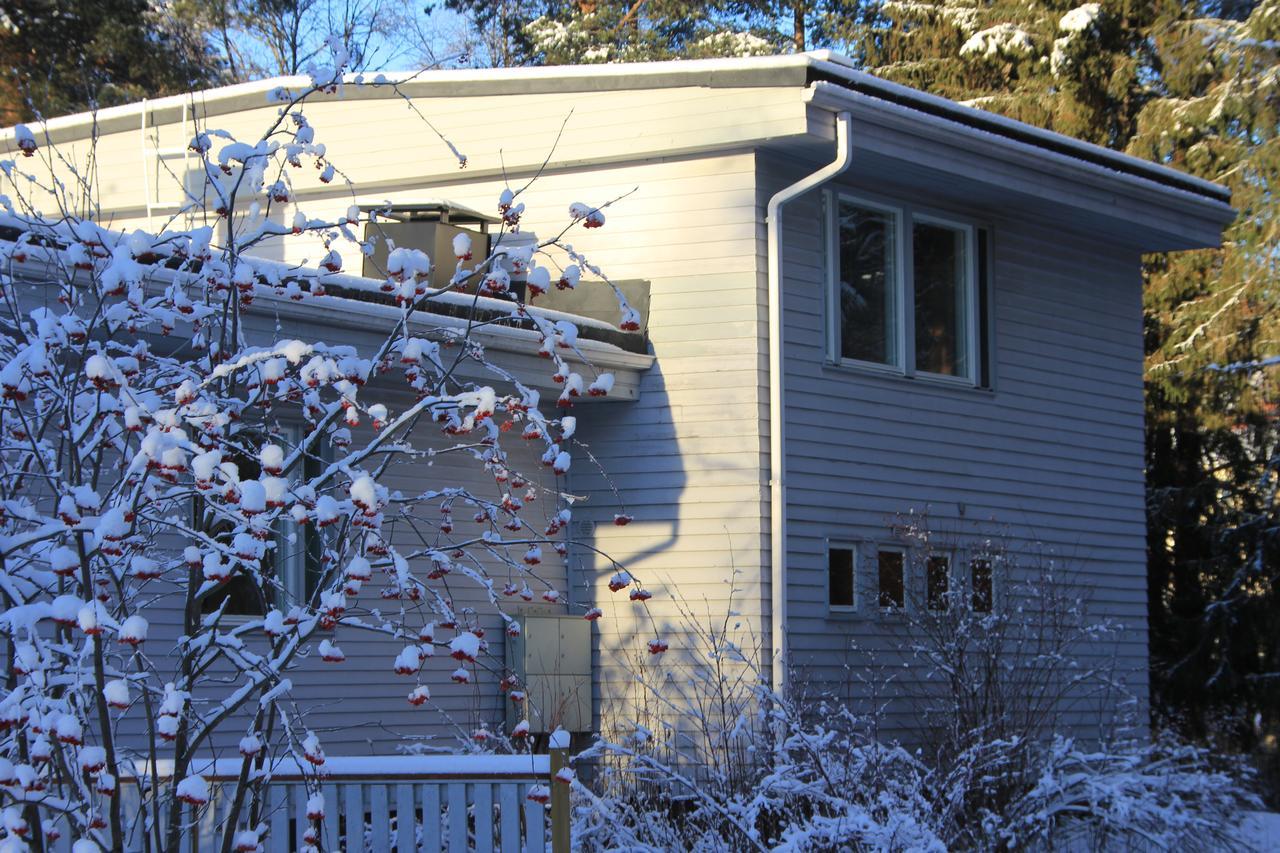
{"left": 836, "top": 200, "right": 899, "bottom": 367}
{"left": 913, "top": 220, "right": 971, "bottom": 378}
{"left": 830, "top": 194, "right": 983, "bottom": 385}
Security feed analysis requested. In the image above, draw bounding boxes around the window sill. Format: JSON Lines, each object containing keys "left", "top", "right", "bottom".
{"left": 821, "top": 359, "right": 994, "bottom": 395}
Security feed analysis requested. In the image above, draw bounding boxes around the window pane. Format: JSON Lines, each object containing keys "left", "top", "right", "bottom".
{"left": 927, "top": 555, "right": 950, "bottom": 611}
{"left": 878, "top": 550, "right": 904, "bottom": 609}
{"left": 913, "top": 221, "right": 969, "bottom": 377}
{"left": 828, "top": 547, "right": 854, "bottom": 608}
{"left": 971, "top": 559, "right": 993, "bottom": 612}
{"left": 838, "top": 202, "right": 897, "bottom": 365}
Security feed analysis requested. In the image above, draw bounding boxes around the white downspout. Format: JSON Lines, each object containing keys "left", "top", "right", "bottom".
{"left": 766, "top": 111, "right": 853, "bottom": 700}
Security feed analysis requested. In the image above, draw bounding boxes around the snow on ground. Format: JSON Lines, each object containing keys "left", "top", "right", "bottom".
{"left": 1239, "top": 812, "right": 1280, "bottom": 851}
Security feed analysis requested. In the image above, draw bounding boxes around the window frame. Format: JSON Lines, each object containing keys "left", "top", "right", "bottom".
{"left": 924, "top": 551, "right": 953, "bottom": 612}
{"left": 825, "top": 539, "right": 859, "bottom": 613}
{"left": 875, "top": 545, "right": 908, "bottom": 612}
{"left": 910, "top": 213, "right": 979, "bottom": 385}
{"left": 969, "top": 555, "right": 995, "bottom": 613}
{"left": 826, "top": 191, "right": 985, "bottom": 388}
{"left": 825, "top": 192, "right": 908, "bottom": 375}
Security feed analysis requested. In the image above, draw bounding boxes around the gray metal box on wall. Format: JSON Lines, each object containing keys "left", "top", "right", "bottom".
{"left": 505, "top": 614, "right": 591, "bottom": 733}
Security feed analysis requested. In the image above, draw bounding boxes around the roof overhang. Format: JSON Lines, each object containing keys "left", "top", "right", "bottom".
{"left": 0, "top": 51, "right": 1232, "bottom": 252}
{"left": 802, "top": 78, "right": 1232, "bottom": 253}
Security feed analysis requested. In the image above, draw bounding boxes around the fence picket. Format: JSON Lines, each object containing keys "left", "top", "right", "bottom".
{"left": 499, "top": 784, "right": 520, "bottom": 853}
{"left": 396, "top": 783, "right": 415, "bottom": 853}
{"left": 447, "top": 782, "right": 468, "bottom": 851}
{"left": 421, "top": 784, "right": 442, "bottom": 853}
{"left": 323, "top": 783, "right": 340, "bottom": 852}
{"left": 473, "top": 783, "right": 494, "bottom": 851}
{"left": 344, "top": 783, "right": 363, "bottom": 849}
{"left": 370, "top": 785, "right": 391, "bottom": 853}
{"left": 267, "top": 784, "right": 287, "bottom": 848}
{"left": 522, "top": 786, "right": 545, "bottom": 853}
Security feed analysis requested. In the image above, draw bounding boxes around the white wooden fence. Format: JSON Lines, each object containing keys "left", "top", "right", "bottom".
{"left": 109, "top": 754, "right": 564, "bottom": 853}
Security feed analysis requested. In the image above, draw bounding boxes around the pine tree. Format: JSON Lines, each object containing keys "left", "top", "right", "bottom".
{"left": 0, "top": 0, "right": 223, "bottom": 123}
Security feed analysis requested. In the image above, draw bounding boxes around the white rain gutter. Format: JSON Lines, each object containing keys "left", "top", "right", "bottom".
{"left": 767, "top": 111, "right": 852, "bottom": 700}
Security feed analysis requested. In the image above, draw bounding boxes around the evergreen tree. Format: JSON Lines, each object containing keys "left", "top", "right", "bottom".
{"left": 0, "top": 0, "right": 223, "bottom": 123}
{"left": 1130, "top": 0, "right": 1279, "bottom": 793}
{"left": 851, "top": 0, "right": 1167, "bottom": 146}
{"left": 436, "top": 0, "right": 859, "bottom": 66}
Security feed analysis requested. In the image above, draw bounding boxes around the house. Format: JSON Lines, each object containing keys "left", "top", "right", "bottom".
{"left": 0, "top": 51, "right": 1233, "bottom": 756}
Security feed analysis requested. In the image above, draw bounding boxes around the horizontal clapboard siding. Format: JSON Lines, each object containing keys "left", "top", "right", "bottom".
{"left": 3, "top": 85, "right": 807, "bottom": 223}
{"left": 762, "top": 151, "right": 1150, "bottom": 739}
{"left": 567, "top": 150, "right": 769, "bottom": 735}
{"left": 52, "top": 98, "right": 772, "bottom": 746}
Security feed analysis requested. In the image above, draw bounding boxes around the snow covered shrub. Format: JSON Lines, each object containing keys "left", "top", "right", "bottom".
{"left": 570, "top": 589, "right": 947, "bottom": 851}
{"left": 571, "top": 520, "right": 1257, "bottom": 851}
{"left": 0, "top": 36, "right": 651, "bottom": 850}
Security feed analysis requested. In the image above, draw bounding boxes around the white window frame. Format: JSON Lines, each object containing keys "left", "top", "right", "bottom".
{"left": 910, "top": 213, "right": 979, "bottom": 385}
{"left": 826, "top": 192, "right": 907, "bottom": 374}
{"left": 826, "top": 192, "right": 982, "bottom": 387}
{"left": 826, "top": 539, "right": 859, "bottom": 613}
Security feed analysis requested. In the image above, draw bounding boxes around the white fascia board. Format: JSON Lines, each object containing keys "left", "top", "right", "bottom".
{"left": 1, "top": 53, "right": 818, "bottom": 139}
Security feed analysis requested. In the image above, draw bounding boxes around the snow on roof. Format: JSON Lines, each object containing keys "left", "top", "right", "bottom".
{"left": 0, "top": 214, "right": 650, "bottom": 361}
{"left": 0, "top": 51, "right": 1229, "bottom": 206}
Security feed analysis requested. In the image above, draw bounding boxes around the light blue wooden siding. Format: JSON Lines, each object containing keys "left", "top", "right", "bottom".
{"left": 761, "top": 152, "right": 1150, "bottom": 733}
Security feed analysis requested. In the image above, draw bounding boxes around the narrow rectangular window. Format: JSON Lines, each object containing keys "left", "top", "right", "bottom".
{"left": 837, "top": 201, "right": 899, "bottom": 366}
{"left": 828, "top": 545, "right": 855, "bottom": 609}
{"left": 278, "top": 428, "right": 332, "bottom": 608}
{"left": 926, "top": 555, "right": 950, "bottom": 611}
{"left": 878, "top": 549, "right": 905, "bottom": 609}
{"left": 976, "top": 227, "right": 991, "bottom": 388}
{"left": 913, "top": 220, "right": 971, "bottom": 378}
{"left": 971, "top": 558, "right": 993, "bottom": 612}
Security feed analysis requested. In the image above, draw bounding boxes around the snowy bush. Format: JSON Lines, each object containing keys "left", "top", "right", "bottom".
{"left": 0, "top": 35, "right": 652, "bottom": 850}
{"left": 571, "top": 524, "right": 1257, "bottom": 851}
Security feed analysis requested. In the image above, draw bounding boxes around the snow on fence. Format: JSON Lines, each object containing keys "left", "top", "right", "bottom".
{"left": 85, "top": 753, "right": 566, "bottom": 853}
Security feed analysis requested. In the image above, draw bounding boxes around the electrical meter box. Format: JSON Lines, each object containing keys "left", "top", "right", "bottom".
{"left": 505, "top": 613, "right": 591, "bottom": 734}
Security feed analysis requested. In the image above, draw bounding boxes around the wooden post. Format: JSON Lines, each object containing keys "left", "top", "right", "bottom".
{"left": 549, "top": 728, "right": 571, "bottom": 853}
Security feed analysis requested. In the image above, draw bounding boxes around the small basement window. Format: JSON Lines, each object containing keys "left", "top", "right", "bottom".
{"left": 971, "top": 558, "right": 994, "bottom": 613}
{"left": 926, "top": 554, "right": 950, "bottom": 611}
{"left": 828, "top": 544, "right": 855, "bottom": 610}
{"left": 878, "top": 549, "right": 905, "bottom": 609}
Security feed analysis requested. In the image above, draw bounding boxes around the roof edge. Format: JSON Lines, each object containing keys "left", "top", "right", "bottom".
{"left": 0, "top": 51, "right": 1229, "bottom": 210}
{"left": 806, "top": 56, "right": 1230, "bottom": 205}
